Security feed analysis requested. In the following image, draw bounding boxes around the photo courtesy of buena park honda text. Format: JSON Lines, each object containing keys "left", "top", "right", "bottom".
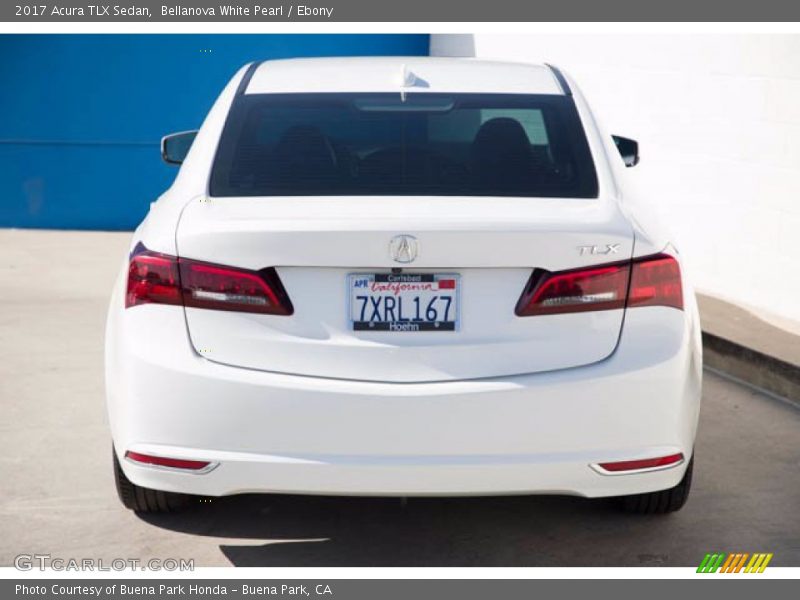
{"left": 0, "top": 0, "right": 798, "bottom": 596}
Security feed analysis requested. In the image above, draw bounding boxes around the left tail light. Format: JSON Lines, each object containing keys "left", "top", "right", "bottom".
{"left": 125, "top": 251, "right": 182, "bottom": 308}
{"left": 125, "top": 247, "right": 293, "bottom": 315}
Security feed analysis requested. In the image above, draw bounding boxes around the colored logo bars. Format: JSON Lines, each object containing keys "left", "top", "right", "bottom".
{"left": 697, "top": 553, "right": 773, "bottom": 573}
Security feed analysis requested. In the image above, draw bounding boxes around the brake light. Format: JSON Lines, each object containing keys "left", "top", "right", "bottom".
{"left": 126, "top": 251, "right": 182, "bottom": 308}
{"left": 515, "top": 253, "right": 683, "bottom": 316}
{"left": 515, "top": 262, "right": 629, "bottom": 316}
{"left": 180, "top": 260, "right": 292, "bottom": 315}
{"left": 628, "top": 253, "right": 683, "bottom": 310}
{"left": 125, "top": 246, "right": 293, "bottom": 315}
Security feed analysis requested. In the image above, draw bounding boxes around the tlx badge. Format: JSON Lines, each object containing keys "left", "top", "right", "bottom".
{"left": 578, "top": 244, "right": 620, "bottom": 256}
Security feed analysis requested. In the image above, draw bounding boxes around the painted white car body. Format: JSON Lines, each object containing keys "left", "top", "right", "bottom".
{"left": 106, "top": 58, "right": 702, "bottom": 500}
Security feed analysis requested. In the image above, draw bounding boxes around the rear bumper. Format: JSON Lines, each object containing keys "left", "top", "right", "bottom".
{"left": 121, "top": 445, "right": 690, "bottom": 498}
{"left": 106, "top": 296, "right": 702, "bottom": 498}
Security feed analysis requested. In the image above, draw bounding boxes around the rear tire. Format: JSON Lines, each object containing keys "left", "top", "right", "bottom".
{"left": 113, "top": 447, "right": 189, "bottom": 513}
{"left": 620, "top": 457, "right": 693, "bottom": 514}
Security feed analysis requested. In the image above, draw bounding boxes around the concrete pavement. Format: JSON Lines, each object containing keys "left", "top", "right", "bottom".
{"left": 698, "top": 295, "right": 800, "bottom": 365}
{"left": 1, "top": 229, "right": 798, "bottom": 567}
{"left": 698, "top": 294, "right": 800, "bottom": 402}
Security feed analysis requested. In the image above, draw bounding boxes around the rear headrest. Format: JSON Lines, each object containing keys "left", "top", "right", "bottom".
{"left": 471, "top": 117, "right": 532, "bottom": 165}
{"left": 470, "top": 118, "right": 533, "bottom": 189}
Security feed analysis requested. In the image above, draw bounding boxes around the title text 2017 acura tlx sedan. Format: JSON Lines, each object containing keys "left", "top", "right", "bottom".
{"left": 105, "top": 57, "right": 702, "bottom": 514}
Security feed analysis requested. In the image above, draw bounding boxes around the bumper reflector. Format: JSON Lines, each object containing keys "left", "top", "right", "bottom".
{"left": 597, "top": 453, "right": 684, "bottom": 473}
{"left": 125, "top": 451, "right": 211, "bottom": 471}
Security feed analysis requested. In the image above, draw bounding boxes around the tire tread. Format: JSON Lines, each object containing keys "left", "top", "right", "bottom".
{"left": 620, "top": 457, "right": 693, "bottom": 515}
{"left": 113, "top": 448, "right": 189, "bottom": 513}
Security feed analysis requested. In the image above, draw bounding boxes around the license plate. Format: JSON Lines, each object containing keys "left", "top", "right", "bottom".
{"left": 349, "top": 273, "right": 460, "bottom": 332}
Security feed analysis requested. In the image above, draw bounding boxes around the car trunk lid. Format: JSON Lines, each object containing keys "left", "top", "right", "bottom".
{"left": 175, "top": 195, "right": 633, "bottom": 382}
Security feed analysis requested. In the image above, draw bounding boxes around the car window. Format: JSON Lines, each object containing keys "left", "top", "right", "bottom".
{"left": 209, "top": 93, "right": 598, "bottom": 198}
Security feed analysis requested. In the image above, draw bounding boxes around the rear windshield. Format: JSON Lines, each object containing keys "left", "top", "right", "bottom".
{"left": 209, "top": 93, "right": 598, "bottom": 198}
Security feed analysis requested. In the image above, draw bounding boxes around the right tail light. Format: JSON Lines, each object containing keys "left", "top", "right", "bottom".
{"left": 626, "top": 253, "right": 683, "bottom": 310}
{"left": 515, "top": 253, "right": 682, "bottom": 317}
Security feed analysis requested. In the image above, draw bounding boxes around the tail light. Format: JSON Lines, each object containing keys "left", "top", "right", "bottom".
{"left": 125, "top": 251, "right": 182, "bottom": 308}
{"left": 516, "top": 253, "right": 682, "bottom": 317}
{"left": 515, "top": 263, "right": 629, "bottom": 316}
{"left": 126, "top": 246, "right": 293, "bottom": 315}
{"left": 627, "top": 253, "right": 683, "bottom": 310}
{"left": 180, "top": 261, "right": 293, "bottom": 315}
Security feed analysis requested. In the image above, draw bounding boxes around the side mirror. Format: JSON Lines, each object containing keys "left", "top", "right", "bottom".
{"left": 612, "top": 135, "right": 639, "bottom": 167}
{"left": 161, "top": 130, "right": 198, "bottom": 165}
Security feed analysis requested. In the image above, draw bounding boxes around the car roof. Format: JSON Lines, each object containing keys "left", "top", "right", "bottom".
{"left": 244, "top": 57, "right": 565, "bottom": 96}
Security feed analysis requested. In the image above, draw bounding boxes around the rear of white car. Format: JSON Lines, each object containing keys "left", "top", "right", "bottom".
{"left": 105, "top": 58, "right": 702, "bottom": 514}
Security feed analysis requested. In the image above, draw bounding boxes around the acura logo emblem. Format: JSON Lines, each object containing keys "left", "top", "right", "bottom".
{"left": 389, "top": 235, "right": 418, "bottom": 264}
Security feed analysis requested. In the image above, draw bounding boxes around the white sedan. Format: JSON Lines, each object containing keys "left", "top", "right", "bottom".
{"left": 106, "top": 57, "right": 702, "bottom": 514}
